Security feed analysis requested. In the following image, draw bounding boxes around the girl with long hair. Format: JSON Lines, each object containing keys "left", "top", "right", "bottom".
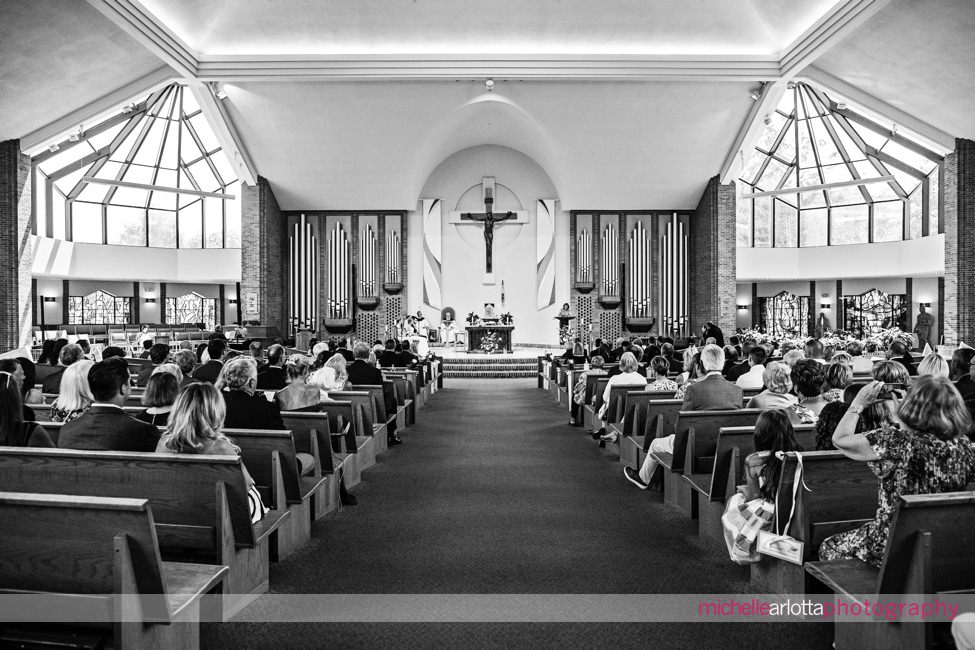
{"left": 0, "top": 372, "right": 54, "bottom": 447}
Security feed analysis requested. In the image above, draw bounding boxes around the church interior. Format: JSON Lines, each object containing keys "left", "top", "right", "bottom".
{"left": 1, "top": 1, "right": 975, "bottom": 648}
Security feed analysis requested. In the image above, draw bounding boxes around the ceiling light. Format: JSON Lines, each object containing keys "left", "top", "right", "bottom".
{"left": 763, "top": 114, "right": 772, "bottom": 125}
{"left": 48, "top": 143, "right": 59, "bottom": 153}
{"left": 67, "top": 131, "right": 81, "bottom": 142}
{"left": 835, "top": 102, "right": 847, "bottom": 110}
{"left": 122, "top": 102, "right": 135, "bottom": 113}
{"left": 749, "top": 90, "right": 761, "bottom": 101}
{"left": 484, "top": 79, "right": 495, "bottom": 92}
{"left": 786, "top": 81, "right": 797, "bottom": 90}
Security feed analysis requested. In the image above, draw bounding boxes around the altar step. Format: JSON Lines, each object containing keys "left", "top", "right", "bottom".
{"left": 441, "top": 357, "right": 539, "bottom": 379}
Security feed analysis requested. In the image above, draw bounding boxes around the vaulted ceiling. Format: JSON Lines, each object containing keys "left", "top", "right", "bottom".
{"left": 1, "top": 0, "right": 972, "bottom": 210}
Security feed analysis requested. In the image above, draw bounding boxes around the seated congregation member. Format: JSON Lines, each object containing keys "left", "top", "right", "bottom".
{"left": 681, "top": 344, "right": 743, "bottom": 411}
{"left": 830, "top": 351, "right": 853, "bottom": 368}
{"left": 192, "top": 338, "right": 227, "bottom": 383}
{"left": 821, "top": 362, "right": 853, "bottom": 402}
{"left": 0, "top": 372, "right": 54, "bottom": 447}
{"left": 138, "top": 339, "right": 153, "bottom": 359}
{"left": 41, "top": 343, "right": 85, "bottom": 394}
{"left": 597, "top": 352, "right": 646, "bottom": 443}
{"left": 275, "top": 355, "right": 321, "bottom": 412}
{"left": 790, "top": 359, "right": 829, "bottom": 422}
{"left": 819, "top": 376, "right": 975, "bottom": 567}
{"left": 673, "top": 347, "right": 697, "bottom": 385}
{"left": 846, "top": 340, "right": 874, "bottom": 375}
{"left": 136, "top": 343, "right": 171, "bottom": 387}
{"left": 645, "top": 356, "right": 678, "bottom": 392}
{"left": 746, "top": 362, "right": 798, "bottom": 412}
{"left": 723, "top": 409, "right": 802, "bottom": 564}
{"left": 256, "top": 344, "right": 287, "bottom": 390}
{"left": 36, "top": 339, "right": 57, "bottom": 366}
{"left": 571, "top": 356, "right": 607, "bottom": 426}
{"left": 336, "top": 339, "right": 355, "bottom": 363}
{"left": 137, "top": 367, "right": 180, "bottom": 426}
{"left": 725, "top": 340, "right": 753, "bottom": 382}
{"left": 249, "top": 340, "right": 263, "bottom": 363}
{"left": 803, "top": 338, "right": 827, "bottom": 363}
{"left": 673, "top": 352, "right": 703, "bottom": 401}
{"left": 949, "top": 347, "right": 975, "bottom": 383}
{"left": 49, "top": 360, "right": 94, "bottom": 423}
{"left": 101, "top": 345, "right": 126, "bottom": 360}
{"left": 216, "top": 357, "right": 285, "bottom": 431}
{"left": 378, "top": 340, "right": 400, "bottom": 368}
{"left": 0, "top": 359, "right": 42, "bottom": 421}
{"left": 814, "top": 382, "right": 897, "bottom": 451}
{"left": 917, "top": 352, "right": 949, "bottom": 378}
{"left": 347, "top": 342, "right": 384, "bottom": 385}
{"left": 722, "top": 346, "right": 740, "bottom": 376}
{"left": 886, "top": 339, "right": 917, "bottom": 376}
{"left": 560, "top": 339, "right": 588, "bottom": 364}
{"left": 396, "top": 340, "right": 418, "bottom": 367}
{"left": 597, "top": 341, "right": 615, "bottom": 366}
{"left": 734, "top": 346, "right": 767, "bottom": 390}
{"left": 156, "top": 382, "right": 268, "bottom": 523}
{"left": 782, "top": 349, "right": 805, "bottom": 368}
{"left": 173, "top": 349, "right": 199, "bottom": 388}
{"left": 58, "top": 357, "right": 161, "bottom": 452}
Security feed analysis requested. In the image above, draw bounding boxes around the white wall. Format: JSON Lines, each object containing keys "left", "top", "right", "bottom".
{"left": 30, "top": 236, "right": 241, "bottom": 283}
{"left": 737, "top": 235, "right": 945, "bottom": 281}
{"left": 410, "top": 144, "right": 568, "bottom": 344}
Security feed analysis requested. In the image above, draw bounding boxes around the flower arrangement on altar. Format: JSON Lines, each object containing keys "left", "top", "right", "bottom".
{"left": 479, "top": 331, "right": 503, "bottom": 354}
{"left": 500, "top": 312, "right": 513, "bottom": 325}
{"left": 466, "top": 312, "right": 480, "bottom": 325}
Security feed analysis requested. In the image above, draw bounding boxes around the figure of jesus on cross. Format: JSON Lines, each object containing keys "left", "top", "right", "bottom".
{"left": 463, "top": 186, "right": 515, "bottom": 273}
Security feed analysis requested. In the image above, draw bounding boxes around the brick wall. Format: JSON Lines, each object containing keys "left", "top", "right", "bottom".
{"left": 0, "top": 140, "right": 32, "bottom": 350}
{"left": 689, "top": 175, "right": 737, "bottom": 338}
{"left": 240, "top": 176, "right": 286, "bottom": 333}
{"left": 942, "top": 138, "right": 974, "bottom": 345}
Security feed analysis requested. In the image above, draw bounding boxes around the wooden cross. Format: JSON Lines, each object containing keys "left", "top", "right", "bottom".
{"left": 462, "top": 186, "right": 515, "bottom": 273}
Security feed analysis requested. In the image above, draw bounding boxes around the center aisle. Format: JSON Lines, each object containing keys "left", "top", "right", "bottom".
{"left": 205, "top": 378, "right": 832, "bottom": 648}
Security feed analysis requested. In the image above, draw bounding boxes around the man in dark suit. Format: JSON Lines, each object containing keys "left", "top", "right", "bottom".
{"left": 624, "top": 345, "right": 740, "bottom": 490}
{"left": 396, "top": 340, "right": 418, "bottom": 367}
{"left": 702, "top": 321, "right": 725, "bottom": 347}
{"left": 136, "top": 343, "right": 171, "bottom": 387}
{"left": 138, "top": 340, "right": 153, "bottom": 359}
{"left": 192, "top": 339, "right": 227, "bottom": 384}
{"left": 256, "top": 344, "right": 287, "bottom": 390}
{"left": 724, "top": 339, "right": 754, "bottom": 382}
{"left": 41, "top": 343, "right": 85, "bottom": 394}
{"left": 347, "top": 342, "right": 385, "bottom": 385}
{"left": 378, "top": 340, "right": 400, "bottom": 368}
{"left": 219, "top": 357, "right": 287, "bottom": 430}
{"left": 886, "top": 339, "right": 918, "bottom": 376}
{"left": 336, "top": 339, "right": 355, "bottom": 363}
{"left": 59, "top": 357, "right": 160, "bottom": 452}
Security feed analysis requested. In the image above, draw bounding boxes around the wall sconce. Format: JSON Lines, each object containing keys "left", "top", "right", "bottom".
{"left": 144, "top": 298, "right": 156, "bottom": 304}
{"left": 820, "top": 303, "right": 830, "bottom": 309}
{"left": 228, "top": 298, "right": 239, "bottom": 305}
{"left": 42, "top": 296, "right": 56, "bottom": 303}
{"left": 737, "top": 304, "right": 748, "bottom": 310}
{"left": 920, "top": 302, "right": 931, "bottom": 308}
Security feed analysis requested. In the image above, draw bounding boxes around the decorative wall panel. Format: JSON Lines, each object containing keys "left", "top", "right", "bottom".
{"left": 536, "top": 199, "right": 556, "bottom": 310}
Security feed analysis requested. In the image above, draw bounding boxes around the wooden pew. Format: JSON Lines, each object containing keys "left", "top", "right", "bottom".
{"left": 581, "top": 374, "right": 603, "bottom": 431}
{"left": 226, "top": 428, "right": 329, "bottom": 560}
{"left": 806, "top": 491, "right": 975, "bottom": 649}
{"left": 750, "top": 451, "right": 876, "bottom": 594}
{"left": 352, "top": 383, "right": 399, "bottom": 438}
{"left": 31, "top": 403, "right": 145, "bottom": 422}
{"left": 328, "top": 390, "right": 386, "bottom": 457}
{"left": 316, "top": 401, "right": 370, "bottom": 487}
{"left": 619, "top": 397, "right": 685, "bottom": 474}
{"left": 608, "top": 390, "right": 676, "bottom": 447}
{"left": 590, "top": 377, "right": 611, "bottom": 425}
{"left": 0, "top": 447, "right": 289, "bottom": 619}
{"left": 383, "top": 372, "right": 416, "bottom": 426}
{"left": 280, "top": 410, "right": 349, "bottom": 514}
{"left": 689, "top": 424, "right": 816, "bottom": 547}
{"left": 0, "top": 491, "right": 227, "bottom": 650}
{"left": 659, "top": 409, "right": 764, "bottom": 516}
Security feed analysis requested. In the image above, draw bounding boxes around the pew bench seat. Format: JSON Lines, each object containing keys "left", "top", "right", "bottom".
{"left": 803, "top": 559, "right": 880, "bottom": 601}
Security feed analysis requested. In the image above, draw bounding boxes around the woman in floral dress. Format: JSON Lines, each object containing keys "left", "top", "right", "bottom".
{"left": 819, "top": 375, "right": 975, "bottom": 566}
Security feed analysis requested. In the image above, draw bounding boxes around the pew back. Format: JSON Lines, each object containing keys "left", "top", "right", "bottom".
{"left": 709, "top": 425, "right": 816, "bottom": 502}
{"left": 673, "top": 409, "right": 763, "bottom": 473}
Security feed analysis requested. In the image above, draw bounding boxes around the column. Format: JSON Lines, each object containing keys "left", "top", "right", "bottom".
{"left": 0, "top": 140, "right": 33, "bottom": 350}
{"left": 241, "top": 176, "right": 287, "bottom": 332}
{"left": 942, "top": 138, "right": 975, "bottom": 344}
{"left": 689, "top": 175, "right": 737, "bottom": 338}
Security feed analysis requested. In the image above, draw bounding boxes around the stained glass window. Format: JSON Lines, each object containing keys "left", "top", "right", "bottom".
{"left": 165, "top": 293, "right": 216, "bottom": 330}
{"left": 67, "top": 290, "right": 131, "bottom": 324}
{"left": 738, "top": 82, "right": 943, "bottom": 247}
{"left": 842, "top": 289, "right": 908, "bottom": 337}
{"left": 31, "top": 83, "right": 240, "bottom": 249}
{"left": 758, "top": 292, "right": 810, "bottom": 338}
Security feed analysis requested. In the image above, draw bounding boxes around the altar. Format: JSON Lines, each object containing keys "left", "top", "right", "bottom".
{"left": 465, "top": 325, "right": 514, "bottom": 354}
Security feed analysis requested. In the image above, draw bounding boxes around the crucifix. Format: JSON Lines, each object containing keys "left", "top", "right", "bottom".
{"left": 462, "top": 186, "right": 515, "bottom": 273}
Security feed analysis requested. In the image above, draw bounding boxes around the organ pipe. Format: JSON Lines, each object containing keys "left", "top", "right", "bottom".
{"left": 289, "top": 214, "right": 319, "bottom": 333}
{"left": 659, "top": 214, "right": 688, "bottom": 336}
{"left": 385, "top": 230, "right": 400, "bottom": 283}
{"left": 602, "top": 224, "right": 618, "bottom": 296}
{"left": 577, "top": 229, "right": 593, "bottom": 283}
{"left": 327, "top": 222, "right": 350, "bottom": 319}
{"left": 359, "top": 225, "right": 377, "bottom": 296}
{"left": 628, "top": 222, "right": 651, "bottom": 317}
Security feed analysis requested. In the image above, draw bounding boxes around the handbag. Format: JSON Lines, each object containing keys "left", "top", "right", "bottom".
{"left": 721, "top": 492, "right": 775, "bottom": 565}
{"left": 756, "top": 451, "right": 808, "bottom": 565}
{"left": 248, "top": 484, "right": 269, "bottom": 523}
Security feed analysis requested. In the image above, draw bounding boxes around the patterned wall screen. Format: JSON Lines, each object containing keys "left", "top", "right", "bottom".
{"left": 357, "top": 312, "right": 381, "bottom": 346}
{"left": 599, "top": 310, "right": 622, "bottom": 345}
{"left": 67, "top": 291, "right": 131, "bottom": 325}
{"left": 385, "top": 297, "right": 403, "bottom": 339}
{"left": 758, "top": 292, "right": 810, "bottom": 338}
{"left": 842, "top": 289, "right": 907, "bottom": 337}
{"left": 165, "top": 292, "right": 216, "bottom": 329}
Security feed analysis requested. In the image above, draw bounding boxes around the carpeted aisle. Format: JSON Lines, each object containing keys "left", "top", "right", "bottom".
{"left": 203, "top": 379, "right": 833, "bottom": 648}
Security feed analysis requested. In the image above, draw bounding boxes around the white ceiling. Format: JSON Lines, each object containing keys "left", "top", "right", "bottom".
{"left": 2, "top": 0, "right": 973, "bottom": 211}
{"left": 0, "top": 1, "right": 170, "bottom": 142}
{"left": 814, "top": 0, "right": 975, "bottom": 140}
{"left": 139, "top": 0, "right": 839, "bottom": 56}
